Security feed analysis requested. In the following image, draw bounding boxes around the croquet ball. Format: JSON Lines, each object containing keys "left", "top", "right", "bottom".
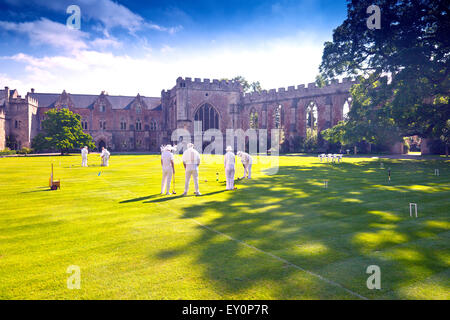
{"left": 204, "top": 180, "right": 208, "bottom": 182}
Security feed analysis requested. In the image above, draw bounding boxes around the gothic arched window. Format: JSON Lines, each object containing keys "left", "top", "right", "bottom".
{"left": 150, "top": 119, "right": 157, "bottom": 131}
{"left": 194, "top": 103, "right": 219, "bottom": 131}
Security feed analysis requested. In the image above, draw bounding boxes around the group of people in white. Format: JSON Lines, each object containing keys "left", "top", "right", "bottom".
{"left": 80, "top": 143, "right": 252, "bottom": 196}
{"left": 80, "top": 146, "right": 110, "bottom": 167}
{"left": 160, "top": 143, "right": 252, "bottom": 196}
{"left": 318, "top": 153, "right": 343, "bottom": 163}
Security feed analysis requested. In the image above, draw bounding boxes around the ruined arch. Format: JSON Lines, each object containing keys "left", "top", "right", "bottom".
{"left": 305, "top": 101, "right": 318, "bottom": 130}
{"left": 273, "top": 104, "right": 283, "bottom": 129}
{"left": 249, "top": 107, "right": 259, "bottom": 129}
{"left": 342, "top": 98, "right": 351, "bottom": 120}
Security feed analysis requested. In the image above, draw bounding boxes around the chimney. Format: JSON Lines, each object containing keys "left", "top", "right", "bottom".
{"left": 31, "top": 88, "right": 35, "bottom": 93}
{"left": 5, "top": 86, "right": 9, "bottom": 100}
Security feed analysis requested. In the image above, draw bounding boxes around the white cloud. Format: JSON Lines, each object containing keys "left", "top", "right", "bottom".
{"left": 90, "top": 37, "right": 122, "bottom": 49}
{"left": 1, "top": 32, "right": 324, "bottom": 97}
{"left": 0, "top": 18, "right": 89, "bottom": 51}
{"left": 3, "top": 0, "right": 181, "bottom": 35}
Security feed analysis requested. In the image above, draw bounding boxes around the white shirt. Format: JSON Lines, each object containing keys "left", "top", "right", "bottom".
{"left": 224, "top": 151, "right": 235, "bottom": 168}
{"left": 101, "top": 149, "right": 110, "bottom": 158}
{"left": 161, "top": 150, "right": 174, "bottom": 170}
{"left": 240, "top": 152, "right": 252, "bottom": 165}
{"left": 81, "top": 148, "right": 88, "bottom": 157}
{"left": 182, "top": 148, "right": 200, "bottom": 170}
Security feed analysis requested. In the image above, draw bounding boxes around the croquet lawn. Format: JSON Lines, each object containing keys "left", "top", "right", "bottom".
{"left": 0, "top": 154, "right": 449, "bottom": 299}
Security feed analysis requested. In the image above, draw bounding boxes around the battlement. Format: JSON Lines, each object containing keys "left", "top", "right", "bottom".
{"left": 26, "top": 94, "right": 38, "bottom": 107}
{"left": 175, "top": 77, "right": 242, "bottom": 91}
{"left": 243, "top": 77, "right": 358, "bottom": 103}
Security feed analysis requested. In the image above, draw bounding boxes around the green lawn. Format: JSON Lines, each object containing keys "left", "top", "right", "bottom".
{"left": 0, "top": 154, "right": 449, "bottom": 299}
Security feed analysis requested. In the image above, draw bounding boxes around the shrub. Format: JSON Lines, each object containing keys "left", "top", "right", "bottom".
{"left": 17, "top": 147, "right": 33, "bottom": 155}
{"left": 0, "top": 148, "right": 17, "bottom": 155}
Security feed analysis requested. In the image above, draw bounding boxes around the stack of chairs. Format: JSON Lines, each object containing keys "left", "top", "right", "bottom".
{"left": 318, "top": 153, "right": 344, "bottom": 163}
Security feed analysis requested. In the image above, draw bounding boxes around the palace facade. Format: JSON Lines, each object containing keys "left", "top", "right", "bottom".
{"left": 0, "top": 76, "right": 371, "bottom": 152}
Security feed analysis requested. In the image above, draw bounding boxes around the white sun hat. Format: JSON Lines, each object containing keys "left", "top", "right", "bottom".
{"left": 226, "top": 146, "right": 233, "bottom": 152}
{"left": 187, "top": 143, "right": 194, "bottom": 149}
{"left": 237, "top": 151, "right": 243, "bottom": 157}
{"left": 164, "top": 144, "right": 173, "bottom": 151}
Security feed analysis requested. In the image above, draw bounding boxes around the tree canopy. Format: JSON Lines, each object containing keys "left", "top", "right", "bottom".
{"left": 320, "top": 0, "right": 449, "bottom": 151}
{"left": 32, "top": 108, "right": 95, "bottom": 154}
{"left": 222, "top": 76, "right": 263, "bottom": 93}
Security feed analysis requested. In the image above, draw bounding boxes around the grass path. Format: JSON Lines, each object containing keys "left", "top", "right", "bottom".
{"left": 0, "top": 154, "right": 449, "bottom": 299}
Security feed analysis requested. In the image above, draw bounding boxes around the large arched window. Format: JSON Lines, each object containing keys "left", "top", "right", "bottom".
{"left": 194, "top": 103, "right": 219, "bottom": 131}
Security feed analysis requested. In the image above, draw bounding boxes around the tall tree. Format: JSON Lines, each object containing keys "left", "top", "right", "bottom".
{"left": 320, "top": 0, "right": 449, "bottom": 151}
{"left": 32, "top": 108, "right": 95, "bottom": 155}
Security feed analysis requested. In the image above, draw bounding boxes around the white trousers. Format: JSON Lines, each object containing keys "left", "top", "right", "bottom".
{"left": 243, "top": 163, "right": 252, "bottom": 179}
{"left": 225, "top": 166, "right": 235, "bottom": 190}
{"left": 184, "top": 167, "right": 199, "bottom": 193}
{"left": 161, "top": 168, "right": 173, "bottom": 194}
{"left": 81, "top": 156, "right": 88, "bottom": 167}
{"left": 102, "top": 157, "right": 109, "bottom": 166}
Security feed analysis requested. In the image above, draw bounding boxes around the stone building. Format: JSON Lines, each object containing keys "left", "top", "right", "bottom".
{"left": 0, "top": 76, "right": 372, "bottom": 153}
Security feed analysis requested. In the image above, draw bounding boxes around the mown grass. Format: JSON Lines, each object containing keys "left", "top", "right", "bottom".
{"left": 0, "top": 154, "right": 448, "bottom": 299}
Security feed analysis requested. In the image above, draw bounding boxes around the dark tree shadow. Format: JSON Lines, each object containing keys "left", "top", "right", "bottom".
{"left": 152, "top": 159, "right": 449, "bottom": 299}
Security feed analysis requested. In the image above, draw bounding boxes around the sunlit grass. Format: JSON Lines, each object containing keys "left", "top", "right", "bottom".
{"left": 0, "top": 154, "right": 448, "bottom": 299}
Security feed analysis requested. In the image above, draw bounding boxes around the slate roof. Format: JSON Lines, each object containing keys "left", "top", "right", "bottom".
{"left": 29, "top": 92, "right": 161, "bottom": 110}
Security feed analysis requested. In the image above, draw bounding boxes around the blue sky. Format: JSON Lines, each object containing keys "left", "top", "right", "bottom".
{"left": 0, "top": 0, "right": 348, "bottom": 96}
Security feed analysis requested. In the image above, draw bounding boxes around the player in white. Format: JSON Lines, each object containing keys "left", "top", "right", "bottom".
{"left": 237, "top": 151, "right": 252, "bottom": 179}
{"left": 161, "top": 145, "right": 175, "bottom": 195}
{"left": 81, "top": 146, "right": 88, "bottom": 167}
{"left": 182, "top": 143, "right": 201, "bottom": 196}
{"left": 224, "top": 146, "right": 236, "bottom": 190}
{"left": 100, "top": 147, "right": 110, "bottom": 166}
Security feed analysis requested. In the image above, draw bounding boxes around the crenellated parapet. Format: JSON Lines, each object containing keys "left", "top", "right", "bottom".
{"left": 243, "top": 77, "right": 358, "bottom": 104}
{"left": 175, "top": 77, "right": 242, "bottom": 92}
{"left": 26, "top": 95, "right": 38, "bottom": 107}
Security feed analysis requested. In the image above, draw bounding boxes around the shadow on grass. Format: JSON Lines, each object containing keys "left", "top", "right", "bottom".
{"left": 143, "top": 190, "right": 228, "bottom": 204}
{"left": 20, "top": 187, "right": 53, "bottom": 194}
{"left": 119, "top": 194, "right": 162, "bottom": 203}
{"left": 154, "top": 160, "right": 449, "bottom": 299}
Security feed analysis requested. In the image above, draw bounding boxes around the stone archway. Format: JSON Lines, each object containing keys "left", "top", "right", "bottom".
{"left": 98, "top": 140, "right": 106, "bottom": 151}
